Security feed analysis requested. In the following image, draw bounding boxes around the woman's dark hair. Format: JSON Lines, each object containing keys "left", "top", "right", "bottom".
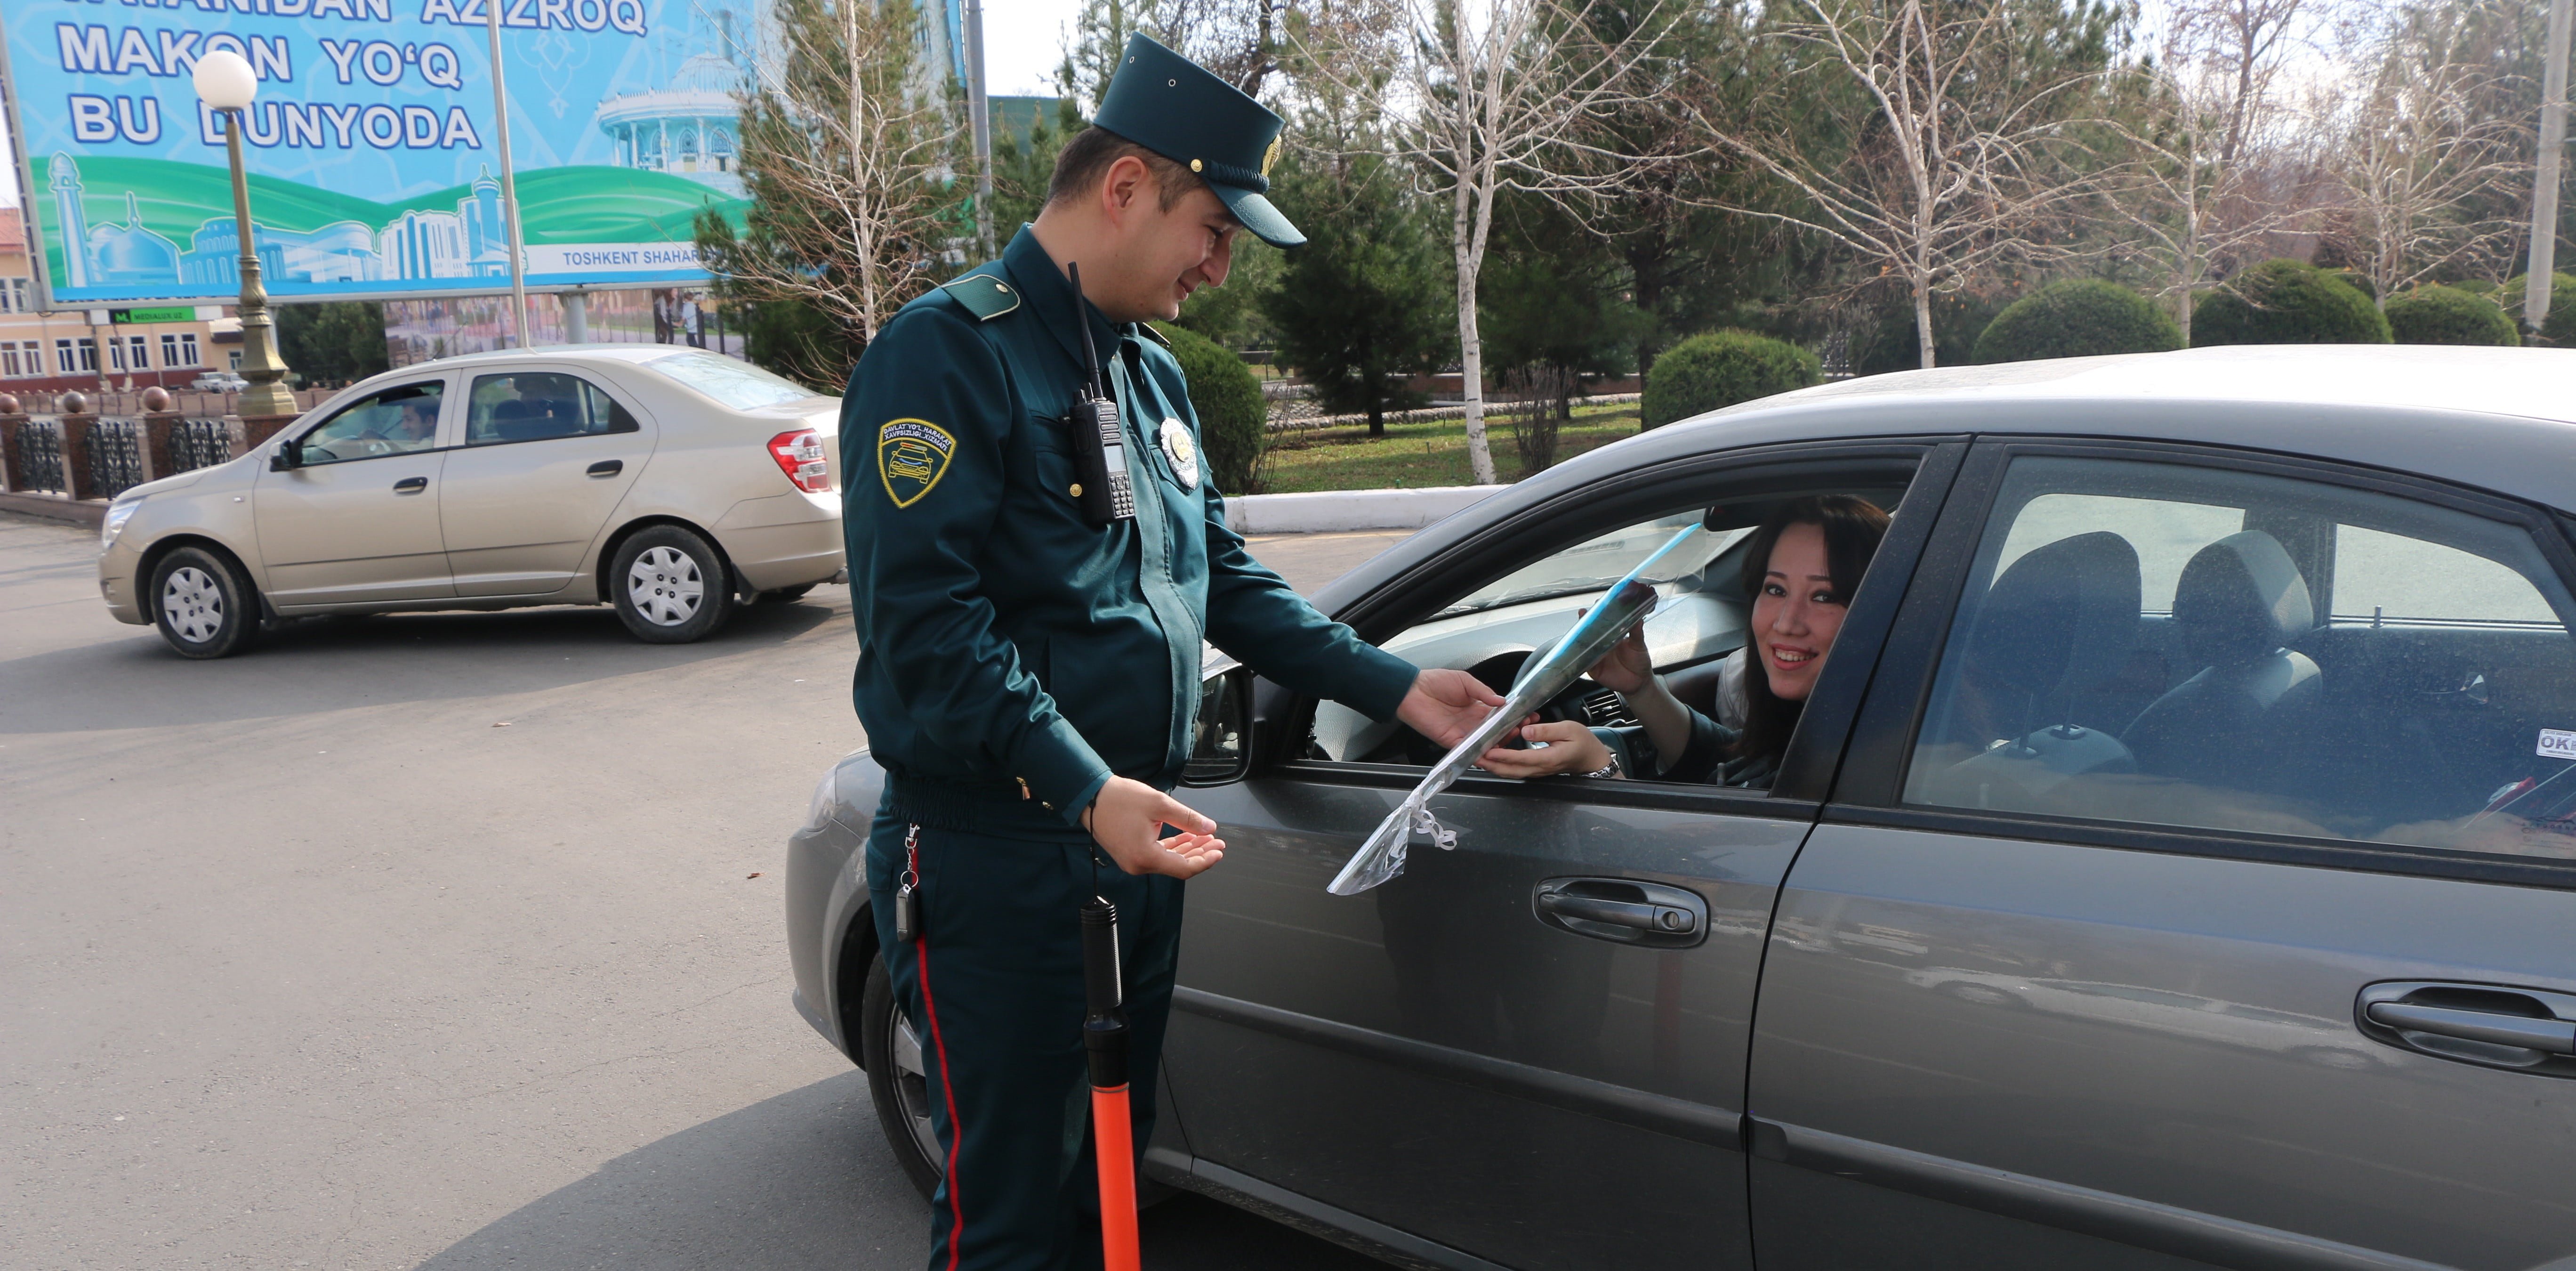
{"left": 1731, "top": 494, "right": 1892, "bottom": 761}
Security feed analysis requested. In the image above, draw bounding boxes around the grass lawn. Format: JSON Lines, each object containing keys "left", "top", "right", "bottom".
{"left": 1256, "top": 404, "right": 1643, "bottom": 494}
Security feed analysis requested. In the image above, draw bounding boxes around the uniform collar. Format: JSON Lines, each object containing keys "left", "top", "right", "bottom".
{"left": 1001, "top": 226, "right": 1128, "bottom": 375}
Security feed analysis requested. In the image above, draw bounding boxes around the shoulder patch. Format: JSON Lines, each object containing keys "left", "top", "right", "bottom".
{"left": 939, "top": 275, "right": 1022, "bottom": 321}
{"left": 1135, "top": 322, "right": 1173, "bottom": 348}
{"left": 877, "top": 419, "right": 957, "bottom": 509}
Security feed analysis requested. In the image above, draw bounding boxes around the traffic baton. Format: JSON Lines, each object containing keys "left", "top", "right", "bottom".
{"left": 1081, "top": 897, "right": 1142, "bottom": 1271}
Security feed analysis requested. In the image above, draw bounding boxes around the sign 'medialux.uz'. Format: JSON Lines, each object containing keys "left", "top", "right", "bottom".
{"left": 0, "top": 0, "right": 754, "bottom": 307}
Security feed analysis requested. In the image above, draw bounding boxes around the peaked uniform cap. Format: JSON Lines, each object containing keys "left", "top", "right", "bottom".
{"left": 1091, "top": 33, "right": 1304, "bottom": 248}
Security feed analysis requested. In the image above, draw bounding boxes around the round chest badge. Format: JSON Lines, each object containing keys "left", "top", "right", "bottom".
{"left": 1159, "top": 417, "right": 1200, "bottom": 491}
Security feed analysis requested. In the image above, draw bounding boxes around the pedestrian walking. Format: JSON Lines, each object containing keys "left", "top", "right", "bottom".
{"left": 839, "top": 33, "right": 1504, "bottom": 1271}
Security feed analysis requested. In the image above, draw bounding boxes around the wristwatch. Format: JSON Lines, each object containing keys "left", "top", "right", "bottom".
{"left": 1581, "top": 752, "right": 1623, "bottom": 780}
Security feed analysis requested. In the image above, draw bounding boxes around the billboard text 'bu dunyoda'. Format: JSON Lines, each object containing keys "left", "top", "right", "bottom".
{"left": 0, "top": 0, "right": 760, "bottom": 307}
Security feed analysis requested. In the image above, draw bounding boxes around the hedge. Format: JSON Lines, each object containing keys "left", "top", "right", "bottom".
{"left": 1641, "top": 330, "right": 1820, "bottom": 429}
{"left": 1973, "top": 278, "right": 2183, "bottom": 364}
{"left": 2192, "top": 259, "right": 2391, "bottom": 346}
{"left": 2501, "top": 274, "right": 2576, "bottom": 345}
{"left": 2383, "top": 285, "right": 2519, "bottom": 347}
{"left": 1159, "top": 324, "right": 1269, "bottom": 495}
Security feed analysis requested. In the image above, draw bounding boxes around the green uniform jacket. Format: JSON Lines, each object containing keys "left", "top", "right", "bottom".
{"left": 841, "top": 227, "right": 1419, "bottom": 835}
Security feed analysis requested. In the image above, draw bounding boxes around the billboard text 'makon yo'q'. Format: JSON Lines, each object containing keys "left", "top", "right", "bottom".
{"left": 0, "top": 0, "right": 758, "bottom": 307}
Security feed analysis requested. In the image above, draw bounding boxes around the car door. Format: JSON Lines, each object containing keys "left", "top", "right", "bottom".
{"left": 1161, "top": 440, "right": 1964, "bottom": 1271}
{"left": 437, "top": 366, "right": 657, "bottom": 597}
{"left": 1746, "top": 438, "right": 2576, "bottom": 1270}
{"left": 252, "top": 376, "right": 455, "bottom": 607}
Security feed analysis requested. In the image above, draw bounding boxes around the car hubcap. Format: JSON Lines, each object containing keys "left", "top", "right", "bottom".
{"left": 626, "top": 546, "right": 703, "bottom": 626}
{"left": 161, "top": 567, "right": 224, "bottom": 643}
{"left": 889, "top": 1004, "right": 944, "bottom": 1175}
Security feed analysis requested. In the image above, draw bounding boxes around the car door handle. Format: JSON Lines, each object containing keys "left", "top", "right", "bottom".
{"left": 1533, "top": 877, "right": 1708, "bottom": 948}
{"left": 2358, "top": 981, "right": 2576, "bottom": 1075}
{"left": 586, "top": 460, "right": 622, "bottom": 478}
{"left": 392, "top": 476, "right": 428, "bottom": 494}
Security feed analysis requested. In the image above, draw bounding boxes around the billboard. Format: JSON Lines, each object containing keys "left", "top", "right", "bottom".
{"left": 0, "top": 0, "right": 765, "bottom": 308}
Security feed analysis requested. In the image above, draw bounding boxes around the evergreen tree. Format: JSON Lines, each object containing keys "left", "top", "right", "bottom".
{"left": 1264, "top": 147, "right": 1450, "bottom": 436}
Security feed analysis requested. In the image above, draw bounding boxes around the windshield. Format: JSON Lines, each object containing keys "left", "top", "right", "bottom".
{"left": 1435, "top": 517, "right": 1747, "bottom": 620}
{"left": 644, "top": 351, "right": 823, "bottom": 410}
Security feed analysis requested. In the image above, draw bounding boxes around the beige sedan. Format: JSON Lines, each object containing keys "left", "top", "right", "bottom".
{"left": 98, "top": 346, "right": 845, "bottom": 658}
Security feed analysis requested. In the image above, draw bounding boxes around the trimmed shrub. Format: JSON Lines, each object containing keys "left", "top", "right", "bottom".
{"left": 2383, "top": 286, "right": 2519, "bottom": 347}
{"left": 1641, "top": 330, "right": 1821, "bottom": 429}
{"left": 1973, "top": 279, "right": 2183, "bottom": 364}
{"left": 2501, "top": 274, "right": 2576, "bottom": 345}
{"left": 2329, "top": 269, "right": 2377, "bottom": 302}
{"left": 1159, "top": 324, "right": 1269, "bottom": 495}
{"left": 2192, "top": 259, "right": 2391, "bottom": 346}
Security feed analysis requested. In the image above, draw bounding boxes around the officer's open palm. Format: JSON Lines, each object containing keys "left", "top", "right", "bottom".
{"left": 1397, "top": 668, "right": 1511, "bottom": 749}
{"left": 1084, "top": 776, "right": 1228, "bottom": 879}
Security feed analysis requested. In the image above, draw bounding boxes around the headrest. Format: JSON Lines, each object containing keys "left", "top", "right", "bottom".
{"left": 2174, "top": 531, "right": 2313, "bottom": 667}
{"left": 493, "top": 399, "right": 529, "bottom": 420}
{"left": 1967, "top": 531, "right": 2142, "bottom": 708}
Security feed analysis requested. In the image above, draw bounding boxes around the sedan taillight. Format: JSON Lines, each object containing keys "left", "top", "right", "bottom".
{"left": 768, "top": 429, "right": 831, "bottom": 493}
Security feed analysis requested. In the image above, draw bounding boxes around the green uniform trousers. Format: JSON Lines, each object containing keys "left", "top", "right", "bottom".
{"left": 866, "top": 804, "right": 1184, "bottom": 1271}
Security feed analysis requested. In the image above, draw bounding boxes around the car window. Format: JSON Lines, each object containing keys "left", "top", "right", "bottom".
{"left": 1905, "top": 455, "right": 2576, "bottom": 861}
{"left": 643, "top": 350, "right": 819, "bottom": 409}
{"left": 296, "top": 381, "right": 443, "bottom": 465}
{"left": 465, "top": 372, "right": 639, "bottom": 445}
{"left": 1310, "top": 511, "right": 1748, "bottom": 769}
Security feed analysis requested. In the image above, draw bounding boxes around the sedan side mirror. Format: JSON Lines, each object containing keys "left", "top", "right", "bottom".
{"left": 269, "top": 438, "right": 302, "bottom": 471}
{"left": 1180, "top": 666, "right": 1253, "bottom": 787}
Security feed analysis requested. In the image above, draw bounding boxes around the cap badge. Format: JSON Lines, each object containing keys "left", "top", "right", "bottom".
{"left": 1159, "top": 418, "right": 1199, "bottom": 491}
{"left": 1262, "top": 136, "right": 1281, "bottom": 178}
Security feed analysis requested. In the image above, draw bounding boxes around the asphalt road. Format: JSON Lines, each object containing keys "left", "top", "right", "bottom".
{"left": 0, "top": 514, "right": 1409, "bottom": 1271}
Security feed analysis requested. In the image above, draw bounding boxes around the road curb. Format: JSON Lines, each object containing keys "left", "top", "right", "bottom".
{"left": 1225, "top": 485, "right": 1504, "bottom": 534}
{"left": 0, "top": 491, "right": 105, "bottom": 528}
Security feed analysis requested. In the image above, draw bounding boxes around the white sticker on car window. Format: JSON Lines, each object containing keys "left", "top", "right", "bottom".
{"left": 2539, "top": 729, "right": 2576, "bottom": 761}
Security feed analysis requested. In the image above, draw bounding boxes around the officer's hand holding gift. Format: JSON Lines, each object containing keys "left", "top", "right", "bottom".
{"left": 840, "top": 34, "right": 1504, "bottom": 1271}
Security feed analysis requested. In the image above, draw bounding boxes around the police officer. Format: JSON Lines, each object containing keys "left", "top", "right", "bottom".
{"left": 840, "top": 33, "right": 1505, "bottom": 1271}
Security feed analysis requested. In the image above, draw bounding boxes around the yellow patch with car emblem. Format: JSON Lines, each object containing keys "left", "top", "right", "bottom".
{"left": 877, "top": 419, "right": 956, "bottom": 509}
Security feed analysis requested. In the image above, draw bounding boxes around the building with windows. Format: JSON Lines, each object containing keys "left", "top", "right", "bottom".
{"left": 0, "top": 208, "right": 225, "bottom": 395}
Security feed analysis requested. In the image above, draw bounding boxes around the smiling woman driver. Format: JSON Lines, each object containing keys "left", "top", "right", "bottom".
{"left": 1479, "top": 494, "right": 1892, "bottom": 789}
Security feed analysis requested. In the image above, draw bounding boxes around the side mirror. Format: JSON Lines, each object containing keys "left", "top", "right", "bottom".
{"left": 1180, "top": 666, "right": 1253, "bottom": 787}
{"left": 269, "top": 438, "right": 302, "bottom": 471}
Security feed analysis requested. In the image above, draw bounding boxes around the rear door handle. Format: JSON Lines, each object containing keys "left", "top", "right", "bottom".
{"left": 392, "top": 476, "right": 428, "bottom": 494}
{"left": 1533, "top": 877, "right": 1708, "bottom": 948}
{"left": 586, "top": 460, "right": 622, "bottom": 478}
{"left": 2358, "top": 981, "right": 2576, "bottom": 1075}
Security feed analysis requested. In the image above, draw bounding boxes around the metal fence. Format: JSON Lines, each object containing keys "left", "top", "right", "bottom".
{"left": 85, "top": 418, "right": 147, "bottom": 500}
{"left": 16, "top": 418, "right": 67, "bottom": 494}
{"left": 169, "top": 418, "right": 235, "bottom": 474}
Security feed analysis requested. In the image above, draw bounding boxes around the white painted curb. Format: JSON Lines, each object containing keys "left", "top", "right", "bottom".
{"left": 1225, "top": 485, "right": 1506, "bottom": 534}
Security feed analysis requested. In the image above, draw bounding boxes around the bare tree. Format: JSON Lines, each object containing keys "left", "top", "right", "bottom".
{"left": 1692, "top": 0, "right": 2122, "bottom": 368}
{"left": 2109, "top": 0, "right": 2313, "bottom": 342}
{"left": 1304, "top": 0, "right": 1668, "bottom": 484}
{"left": 698, "top": 0, "right": 961, "bottom": 378}
{"left": 1062, "top": 0, "right": 1287, "bottom": 106}
{"left": 2324, "top": 0, "right": 2533, "bottom": 304}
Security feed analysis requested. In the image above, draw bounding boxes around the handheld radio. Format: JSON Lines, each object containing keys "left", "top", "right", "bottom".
{"left": 1063, "top": 262, "right": 1135, "bottom": 526}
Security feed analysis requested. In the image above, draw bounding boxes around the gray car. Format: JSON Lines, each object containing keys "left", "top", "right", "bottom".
{"left": 787, "top": 345, "right": 2576, "bottom": 1271}
{"left": 99, "top": 346, "right": 843, "bottom": 657}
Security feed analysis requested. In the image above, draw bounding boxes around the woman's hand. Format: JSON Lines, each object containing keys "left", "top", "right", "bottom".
{"left": 1474, "top": 720, "right": 1614, "bottom": 780}
{"left": 1587, "top": 624, "right": 1654, "bottom": 695}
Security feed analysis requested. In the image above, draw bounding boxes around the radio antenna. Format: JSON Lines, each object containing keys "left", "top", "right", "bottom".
{"left": 1069, "top": 261, "right": 1106, "bottom": 398}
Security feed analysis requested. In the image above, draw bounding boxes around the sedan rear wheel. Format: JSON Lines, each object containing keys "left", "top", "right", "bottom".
{"left": 610, "top": 526, "right": 734, "bottom": 644}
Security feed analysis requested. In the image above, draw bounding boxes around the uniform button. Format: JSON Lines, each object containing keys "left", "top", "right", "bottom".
{"left": 1070, "top": 483, "right": 1084, "bottom": 497}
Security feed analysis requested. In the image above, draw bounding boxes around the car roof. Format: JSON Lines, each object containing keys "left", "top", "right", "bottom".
{"left": 1315, "top": 345, "right": 2576, "bottom": 613}
{"left": 384, "top": 343, "right": 719, "bottom": 372}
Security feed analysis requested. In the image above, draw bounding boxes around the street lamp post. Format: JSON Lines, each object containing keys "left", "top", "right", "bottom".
{"left": 191, "top": 51, "right": 298, "bottom": 421}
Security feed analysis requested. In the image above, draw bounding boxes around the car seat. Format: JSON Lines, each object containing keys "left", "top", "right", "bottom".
{"left": 2120, "top": 530, "right": 2322, "bottom": 790}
